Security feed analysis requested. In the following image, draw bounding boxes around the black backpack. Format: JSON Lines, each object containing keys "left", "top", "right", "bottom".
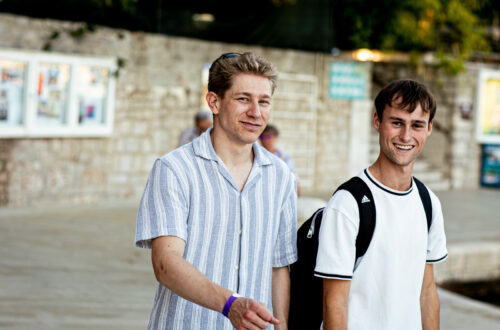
{"left": 288, "top": 176, "right": 432, "bottom": 330}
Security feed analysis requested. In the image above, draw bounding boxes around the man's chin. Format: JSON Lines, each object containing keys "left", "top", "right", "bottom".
{"left": 384, "top": 152, "right": 417, "bottom": 168}
{"left": 236, "top": 134, "right": 260, "bottom": 146}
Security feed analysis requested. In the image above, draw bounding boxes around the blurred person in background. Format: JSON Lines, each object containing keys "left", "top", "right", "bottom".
{"left": 177, "top": 110, "right": 213, "bottom": 147}
{"left": 260, "top": 124, "right": 300, "bottom": 196}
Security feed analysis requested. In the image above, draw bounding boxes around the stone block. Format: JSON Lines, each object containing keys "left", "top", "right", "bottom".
{"left": 0, "top": 13, "right": 485, "bottom": 207}
{"left": 108, "top": 174, "right": 129, "bottom": 185}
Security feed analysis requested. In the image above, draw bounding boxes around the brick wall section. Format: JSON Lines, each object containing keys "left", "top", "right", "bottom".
{"left": 0, "top": 13, "right": 493, "bottom": 207}
{"left": 450, "top": 66, "right": 483, "bottom": 189}
{"left": 0, "top": 140, "right": 13, "bottom": 206}
{"left": 0, "top": 14, "right": 363, "bottom": 207}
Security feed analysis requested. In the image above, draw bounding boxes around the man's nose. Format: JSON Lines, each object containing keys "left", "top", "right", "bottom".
{"left": 400, "top": 125, "right": 412, "bottom": 141}
{"left": 247, "top": 100, "right": 261, "bottom": 117}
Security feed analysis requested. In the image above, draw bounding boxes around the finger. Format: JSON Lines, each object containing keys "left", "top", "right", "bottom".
{"left": 250, "top": 302, "right": 276, "bottom": 323}
{"left": 241, "top": 316, "right": 267, "bottom": 330}
{"left": 243, "top": 311, "right": 269, "bottom": 329}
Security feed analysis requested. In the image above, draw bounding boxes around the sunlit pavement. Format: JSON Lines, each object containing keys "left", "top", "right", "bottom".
{"left": 0, "top": 188, "right": 499, "bottom": 329}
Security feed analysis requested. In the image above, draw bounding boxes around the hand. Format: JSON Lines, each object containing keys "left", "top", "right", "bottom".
{"left": 228, "top": 297, "right": 280, "bottom": 330}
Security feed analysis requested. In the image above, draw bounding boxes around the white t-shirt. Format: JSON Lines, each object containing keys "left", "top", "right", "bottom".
{"left": 315, "top": 169, "right": 447, "bottom": 330}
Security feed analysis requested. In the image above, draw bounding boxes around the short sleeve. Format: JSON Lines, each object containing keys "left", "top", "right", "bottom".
{"left": 272, "top": 175, "right": 298, "bottom": 267}
{"left": 426, "top": 191, "right": 448, "bottom": 263}
{"left": 314, "top": 190, "right": 359, "bottom": 280}
{"left": 135, "top": 158, "right": 189, "bottom": 249}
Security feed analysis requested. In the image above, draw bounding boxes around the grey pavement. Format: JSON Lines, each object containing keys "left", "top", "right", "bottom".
{"left": 0, "top": 188, "right": 499, "bottom": 329}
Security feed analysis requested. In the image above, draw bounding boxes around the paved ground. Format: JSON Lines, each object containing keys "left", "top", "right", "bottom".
{"left": 0, "top": 188, "right": 499, "bottom": 329}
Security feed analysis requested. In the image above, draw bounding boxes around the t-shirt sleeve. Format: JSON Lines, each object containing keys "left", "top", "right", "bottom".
{"left": 314, "top": 190, "right": 359, "bottom": 280}
{"left": 426, "top": 191, "right": 448, "bottom": 263}
{"left": 273, "top": 174, "right": 298, "bottom": 267}
{"left": 135, "top": 158, "right": 188, "bottom": 249}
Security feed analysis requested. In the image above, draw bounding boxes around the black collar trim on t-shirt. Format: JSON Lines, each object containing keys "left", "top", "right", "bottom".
{"left": 364, "top": 169, "right": 413, "bottom": 196}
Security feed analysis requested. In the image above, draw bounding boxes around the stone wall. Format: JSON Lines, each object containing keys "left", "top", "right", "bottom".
{"left": 0, "top": 14, "right": 369, "bottom": 207}
{"left": 0, "top": 13, "right": 493, "bottom": 208}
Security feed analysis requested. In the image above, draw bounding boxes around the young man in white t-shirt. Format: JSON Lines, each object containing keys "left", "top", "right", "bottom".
{"left": 315, "top": 79, "right": 448, "bottom": 330}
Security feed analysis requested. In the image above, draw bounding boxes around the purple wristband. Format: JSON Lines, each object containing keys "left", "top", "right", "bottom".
{"left": 222, "top": 293, "right": 241, "bottom": 317}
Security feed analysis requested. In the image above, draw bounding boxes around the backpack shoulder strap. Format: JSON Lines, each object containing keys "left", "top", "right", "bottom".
{"left": 413, "top": 177, "right": 433, "bottom": 232}
{"left": 335, "top": 177, "right": 376, "bottom": 260}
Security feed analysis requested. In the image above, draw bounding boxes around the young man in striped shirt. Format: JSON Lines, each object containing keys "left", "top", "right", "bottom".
{"left": 136, "top": 52, "right": 298, "bottom": 329}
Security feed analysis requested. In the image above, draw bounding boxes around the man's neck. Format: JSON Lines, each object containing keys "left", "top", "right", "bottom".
{"left": 210, "top": 130, "right": 254, "bottom": 167}
{"left": 368, "top": 157, "right": 415, "bottom": 191}
{"left": 210, "top": 129, "right": 255, "bottom": 192}
{"left": 267, "top": 146, "right": 278, "bottom": 154}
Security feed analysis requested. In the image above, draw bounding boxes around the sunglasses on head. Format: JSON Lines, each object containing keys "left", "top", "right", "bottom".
{"left": 221, "top": 52, "right": 242, "bottom": 59}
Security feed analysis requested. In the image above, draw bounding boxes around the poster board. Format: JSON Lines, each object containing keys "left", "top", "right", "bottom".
{"left": 476, "top": 69, "right": 500, "bottom": 144}
{"left": 0, "top": 48, "right": 116, "bottom": 138}
{"left": 0, "top": 59, "right": 25, "bottom": 126}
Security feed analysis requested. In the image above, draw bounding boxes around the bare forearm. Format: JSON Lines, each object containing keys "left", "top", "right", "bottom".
{"left": 323, "top": 302, "right": 348, "bottom": 330}
{"left": 152, "top": 236, "right": 279, "bottom": 329}
{"left": 421, "top": 264, "right": 440, "bottom": 330}
{"left": 323, "top": 279, "right": 350, "bottom": 330}
{"left": 154, "top": 250, "right": 230, "bottom": 313}
{"left": 421, "top": 282, "right": 440, "bottom": 329}
{"left": 272, "top": 267, "right": 290, "bottom": 329}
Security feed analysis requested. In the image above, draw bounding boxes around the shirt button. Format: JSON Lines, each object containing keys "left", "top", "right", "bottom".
{"left": 238, "top": 230, "right": 242, "bottom": 235}
{"left": 234, "top": 265, "right": 239, "bottom": 270}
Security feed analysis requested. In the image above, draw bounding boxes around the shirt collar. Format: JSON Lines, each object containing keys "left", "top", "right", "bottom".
{"left": 193, "top": 127, "right": 273, "bottom": 167}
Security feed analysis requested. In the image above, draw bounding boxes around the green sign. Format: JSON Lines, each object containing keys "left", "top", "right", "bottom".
{"left": 329, "top": 62, "right": 369, "bottom": 100}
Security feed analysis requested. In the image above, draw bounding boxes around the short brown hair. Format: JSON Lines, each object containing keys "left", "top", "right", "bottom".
{"left": 374, "top": 79, "right": 437, "bottom": 123}
{"left": 208, "top": 52, "right": 278, "bottom": 98}
{"left": 262, "top": 124, "right": 279, "bottom": 137}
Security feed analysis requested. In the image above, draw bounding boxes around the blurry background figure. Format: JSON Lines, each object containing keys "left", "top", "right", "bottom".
{"left": 260, "top": 124, "right": 300, "bottom": 195}
{"left": 177, "top": 110, "right": 212, "bottom": 147}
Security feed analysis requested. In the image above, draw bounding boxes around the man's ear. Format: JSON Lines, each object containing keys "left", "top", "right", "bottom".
{"left": 373, "top": 111, "right": 381, "bottom": 131}
{"left": 427, "top": 119, "right": 433, "bottom": 136}
{"left": 206, "top": 91, "right": 220, "bottom": 115}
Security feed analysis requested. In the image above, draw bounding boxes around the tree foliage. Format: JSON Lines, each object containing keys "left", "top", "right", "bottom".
{"left": 0, "top": 0, "right": 497, "bottom": 64}
{"left": 380, "top": 0, "right": 491, "bottom": 54}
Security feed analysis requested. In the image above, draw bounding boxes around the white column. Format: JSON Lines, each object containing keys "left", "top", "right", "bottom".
{"left": 348, "top": 99, "right": 372, "bottom": 177}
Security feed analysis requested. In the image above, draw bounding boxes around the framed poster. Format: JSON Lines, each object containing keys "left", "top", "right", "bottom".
{"left": 76, "top": 65, "right": 109, "bottom": 126}
{"left": 476, "top": 69, "right": 500, "bottom": 144}
{"left": 0, "top": 59, "right": 25, "bottom": 126}
{"left": 480, "top": 144, "right": 500, "bottom": 188}
{"left": 36, "top": 62, "right": 70, "bottom": 126}
{"left": 0, "top": 48, "right": 116, "bottom": 138}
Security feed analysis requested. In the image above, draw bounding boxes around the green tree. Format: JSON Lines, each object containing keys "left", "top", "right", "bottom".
{"left": 0, "top": 0, "right": 497, "bottom": 71}
{"left": 381, "top": 0, "right": 491, "bottom": 72}
{"left": 332, "top": 0, "right": 495, "bottom": 74}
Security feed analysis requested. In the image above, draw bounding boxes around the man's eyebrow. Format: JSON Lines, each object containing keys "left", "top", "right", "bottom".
{"left": 233, "top": 91, "right": 272, "bottom": 99}
{"left": 412, "top": 119, "right": 428, "bottom": 125}
{"left": 387, "top": 116, "right": 427, "bottom": 125}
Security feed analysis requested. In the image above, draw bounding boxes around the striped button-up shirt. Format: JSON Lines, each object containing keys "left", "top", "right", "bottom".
{"left": 135, "top": 129, "right": 298, "bottom": 329}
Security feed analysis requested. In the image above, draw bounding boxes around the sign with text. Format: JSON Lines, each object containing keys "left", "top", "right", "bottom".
{"left": 329, "top": 62, "right": 369, "bottom": 100}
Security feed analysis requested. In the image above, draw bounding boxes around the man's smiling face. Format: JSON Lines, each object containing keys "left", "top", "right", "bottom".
{"left": 211, "top": 73, "right": 273, "bottom": 146}
{"left": 374, "top": 101, "right": 433, "bottom": 168}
